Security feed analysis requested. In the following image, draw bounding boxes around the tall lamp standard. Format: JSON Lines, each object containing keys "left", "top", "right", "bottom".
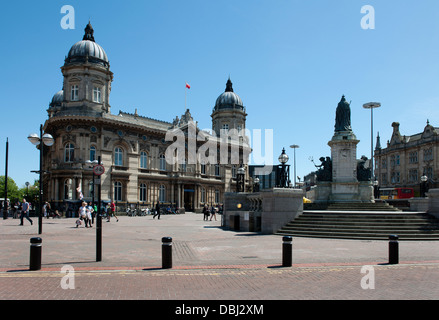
{"left": 28, "top": 125, "right": 54, "bottom": 234}
{"left": 363, "top": 102, "right": 381, "bottom": 179}
{"left": 289, "top": 144, "right": 299, "bottom": 188}
{"left": 86, "top": 160, "right": 99, "bottom": 223}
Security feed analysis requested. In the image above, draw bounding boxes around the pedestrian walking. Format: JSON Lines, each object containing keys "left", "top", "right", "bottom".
{"left": 210, "top": 205, "right": 217, "bottom": 221}
{"left": 86, "top": 202, "right": 93, "bottom": 227}
{"left": 78, "top": 201, "right": 89, "bottom": 227}
{"left": 109, "top": 201, "right": 119, "bottom": 222}
{"left": 203, "top": 205, "right": 210, "bottom": 221}
{"left": 153, "top": 202, "right": 161, "bottom": 220}
{"left": 19, "top": 199, "right": 33, "bottom": 226}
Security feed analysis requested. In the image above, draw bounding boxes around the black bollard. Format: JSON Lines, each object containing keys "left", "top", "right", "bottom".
{"left": 29, "top": 237, "right": 42, "bottom": 271}
{"left": 162, "top": 237, "right": 173, "bottom": 269}
{"left": 282, "top": 236, "right": 293, "bottom": 267}
{"left": 389, "top": 235, "right": 399, "bottom": 265}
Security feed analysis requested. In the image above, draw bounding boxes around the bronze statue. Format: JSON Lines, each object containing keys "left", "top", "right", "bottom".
{"left": 335, "top": 95, "right": 352, "bottom": 132}
{"left": 313, "top": 156, "right": 332, "bottom": 182}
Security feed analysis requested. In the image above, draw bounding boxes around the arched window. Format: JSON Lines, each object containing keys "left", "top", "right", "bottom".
{"left": 139, "top": 183, "right": 147, "bottom": 202}
{"left": 159, "top": 185, "right": 166, "bottom": 202}
{"left": 64, "top": 179, "right": 73, "bottom": 199}
{"left": 89, "top": 146, "right": 96, "bottom": 162}
{"left": 140, "top": 151, "right": 148, "bottom": 169}
{"left": 114, "top": 147, "right": 123, "bottom": 166}
{"left": 64, "top": 143, "right": 75, "bottom": 162}
{"left": 114, "top": 181, "right": 122, "bottom": 201}
{"left": 159, "top": 154, "right": 166, "bottom": 171}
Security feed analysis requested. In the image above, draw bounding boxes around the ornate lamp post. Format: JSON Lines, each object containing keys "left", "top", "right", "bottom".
{"left": 236, "top": 166, "right": 245, "bottom": 192}
{"left": 277, "top": 148, "right": 290, "bottom": 188}
{"left": 421, "top": 175, "right": 428, "bottom": 198}
{"left": 253, "top": 177, "right": 260, "bottom": 192}
{"left": 28, "top": 125, "right": 54, "bottom": 234}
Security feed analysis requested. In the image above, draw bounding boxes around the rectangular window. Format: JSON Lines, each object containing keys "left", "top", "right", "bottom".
{"left": 408, "top": 169, "right": 418, "bottom": 183}
{"left": 424, "top": 148, "right": 434, "bottom": 162}
{"left": 409, "top": 151, "right": 418, "bottom": 164}
{"left": 71, "top": 85, "right": 79, "bottom": 101}
{"left": 381, "top": 158, "right": 387, "bottom": 169}
{"left": 139, "top": 183, "right": 147, "bottom": 202}
{"left": 114, "top": 182, "right": 122, "bottom": 201}
{"left": 93, "top": 87, "right": 101, "bottom": 103}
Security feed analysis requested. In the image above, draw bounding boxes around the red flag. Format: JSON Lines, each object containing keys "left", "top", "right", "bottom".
{"left": 185, "top": 83, "right": 191, "bottom": 89}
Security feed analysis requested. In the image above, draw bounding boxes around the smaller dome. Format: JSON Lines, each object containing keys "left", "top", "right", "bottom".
{"left": 214, "top": 78, "right": 244, "bottom": 112}
{"left": 50, "top": 90, "right": 64, "bottom": 108}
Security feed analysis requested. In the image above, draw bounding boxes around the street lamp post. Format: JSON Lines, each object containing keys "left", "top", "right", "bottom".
{"left": 363, "top": 102, "right": 381, "bottom": 179}
{"left": 277, "top": 148, "right": 290, "bottom": 188}
{"left": 290, "top": 145, "right": 299, "bottom": 188}
{"left": 86, "top": 160, "right": 98, "bottom": 223}
{"left": 28, "top": 125, "right": 54, "bottom": 234}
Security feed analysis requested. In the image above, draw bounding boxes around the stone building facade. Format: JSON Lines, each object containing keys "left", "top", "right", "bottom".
{"left": 42, "top": 23, "right": 251, "bottom": 212}
{"left": 374, "top": 121, "right": 439, "bottom": 194}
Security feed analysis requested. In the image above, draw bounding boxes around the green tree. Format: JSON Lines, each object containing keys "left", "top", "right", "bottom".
{"left": 18, "top": 180, "right": 39, "bottom": 203}
{"left": 0, "top": 176, "right": 21, "bottom": 202}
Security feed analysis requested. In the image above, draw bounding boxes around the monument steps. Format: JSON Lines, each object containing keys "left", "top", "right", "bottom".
{"left": 276, "top": 211, "right": 439, "bottom": 240}
{"left": 305, "top": 202, "right": 401, "bottom": 211}
{"left": 327, "top": 202, "right": 401, "bottom": 211}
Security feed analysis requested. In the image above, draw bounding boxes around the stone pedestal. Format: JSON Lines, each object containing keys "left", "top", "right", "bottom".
{"left": 260, "top": 188, "right": 303, "bottom": 234}
{"left": 223, "top": 188, "right": 303, "bottom": 234}
{"left": 314, "top": 130, "right": 374, "bottom": 203}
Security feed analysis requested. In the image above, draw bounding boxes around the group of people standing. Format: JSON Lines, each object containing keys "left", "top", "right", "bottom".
{"left": 76, "top": 201, "right": 119, "bottom": 228}
{"left": 202, "top": 205, "right": 219, "bottom": 221}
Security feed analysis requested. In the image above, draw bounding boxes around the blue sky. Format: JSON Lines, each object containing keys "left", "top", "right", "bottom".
{"left": 1, "top": 0, "right": 439, "bottom": 188}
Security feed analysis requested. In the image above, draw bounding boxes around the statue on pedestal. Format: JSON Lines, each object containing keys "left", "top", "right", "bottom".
{"left": 335, "top": 95, "right": 352, "bottom": 132}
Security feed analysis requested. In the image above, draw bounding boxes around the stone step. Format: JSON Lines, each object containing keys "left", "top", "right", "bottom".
{"left": 275, "top": 211, "right": 439, "bottom": 241}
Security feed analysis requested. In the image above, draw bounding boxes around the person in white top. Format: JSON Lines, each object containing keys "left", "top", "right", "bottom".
{"left": 78, "top": 202, "right": 91, "bottom": 228}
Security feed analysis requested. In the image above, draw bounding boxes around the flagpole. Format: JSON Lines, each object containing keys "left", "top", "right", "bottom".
{"left": 185, "top": 81, "right": 187, "bottom": 109}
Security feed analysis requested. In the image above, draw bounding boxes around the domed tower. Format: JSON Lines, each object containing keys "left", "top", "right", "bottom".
{"left": 49, "top": 22, "right": 113, "bottom": 117}
{"left": 211, "top": 78, "right": 247, "bottom": 137}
